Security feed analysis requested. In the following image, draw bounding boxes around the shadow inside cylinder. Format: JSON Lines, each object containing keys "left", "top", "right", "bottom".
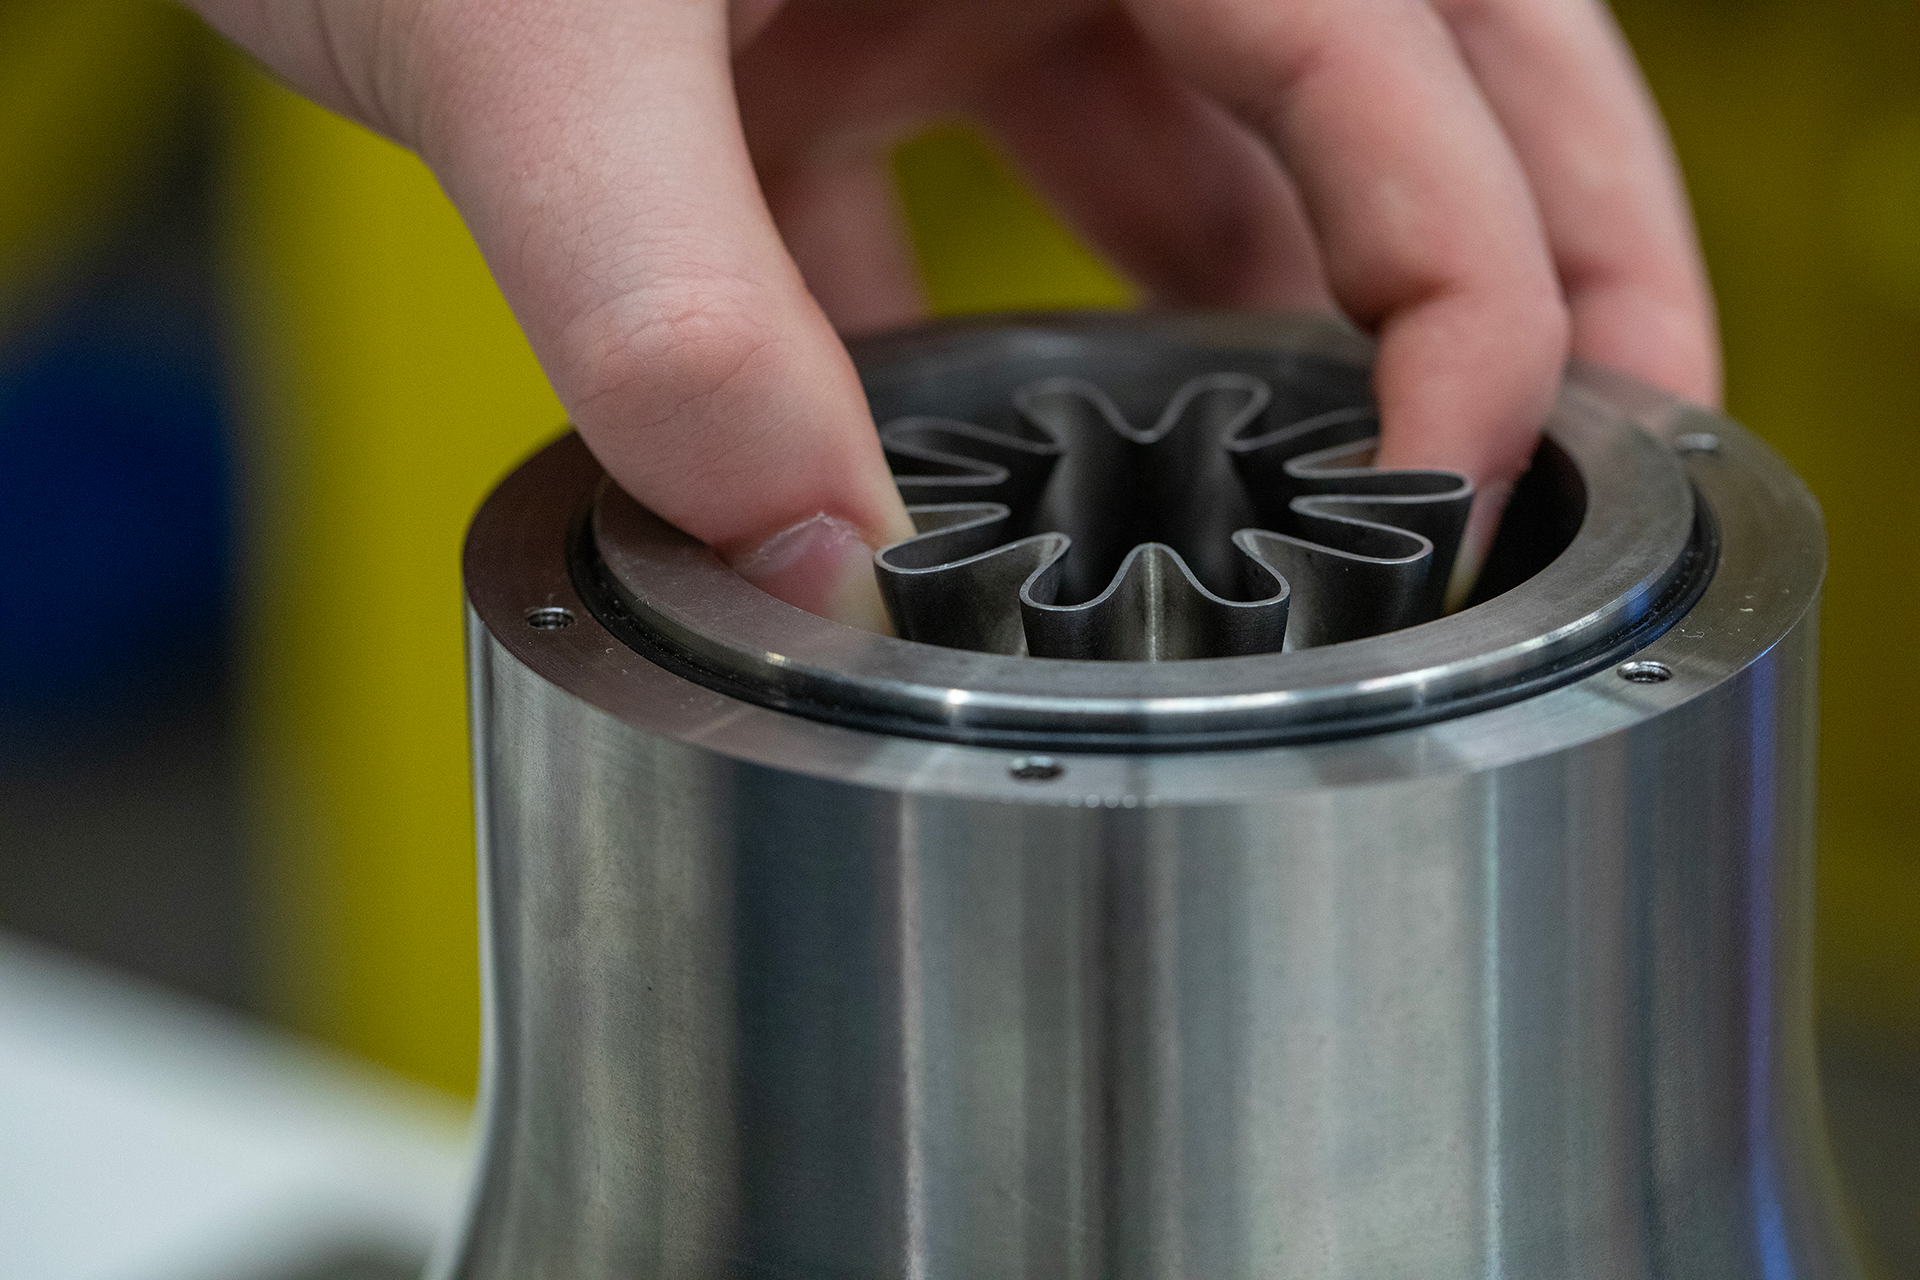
{"left": 879, "top": 349, "right": 1374, "bottom": 605}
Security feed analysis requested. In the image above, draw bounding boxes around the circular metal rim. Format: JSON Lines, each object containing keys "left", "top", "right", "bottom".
{"left": 464, "top": 360, "right": 1822, "bottom": 800}
{"left": 577, "top": 313, "right": 1707, "bottom": 749}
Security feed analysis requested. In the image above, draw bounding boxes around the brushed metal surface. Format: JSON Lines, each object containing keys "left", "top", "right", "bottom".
{"left": 443, "top": 329, "right": 1858, "bottom": 1279}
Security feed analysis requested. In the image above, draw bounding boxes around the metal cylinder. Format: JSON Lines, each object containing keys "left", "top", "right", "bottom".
{"left": 446, "top": 314, "right": 1857, "bottom": 1278}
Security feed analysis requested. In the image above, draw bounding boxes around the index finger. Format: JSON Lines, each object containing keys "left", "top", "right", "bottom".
{"left": 415, "top": 0, "right": 915, "bottom": 609}
{"left": 190, "top": 0, "right": 915, "bottom": 627}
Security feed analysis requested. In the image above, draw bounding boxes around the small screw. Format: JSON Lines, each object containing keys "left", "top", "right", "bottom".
{"left": 1009, "top": 756, "right": 1064, "bottom": 782}
{"left": 1617, "top": 660, "right": 1673, "bottom": 684}
{"left": 1673, "top": 432, "right": 1720, "bottom": 455}
{"left": 525, "top": 606, "right": 575, "bottom": 630}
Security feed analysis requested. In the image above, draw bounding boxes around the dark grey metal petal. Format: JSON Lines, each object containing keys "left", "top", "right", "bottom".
{"left": 1020, "top": 542, "right": 1288, "bottom": 661}
{"left": 875, "top": 504, "right": 1067, "bottom": 656}
{"left": 879, "top": 416, "right": 1062, "bottom": 512}
{"left": 1228, "top": 402, "right": 1473, "bottom": 630}
{"left": 1234, "top": 524, "right": 1432, "bottom": 649}
{"left": 873, "top": 373, "right": 1474, "bottom": 660}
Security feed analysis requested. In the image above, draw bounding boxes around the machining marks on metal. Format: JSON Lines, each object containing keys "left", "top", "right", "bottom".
{"left": 876, "top": 372, "right": 1474, "bottom": 660}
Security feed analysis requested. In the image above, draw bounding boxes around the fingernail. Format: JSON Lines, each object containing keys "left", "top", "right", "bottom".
{"left": 1443, "top": 482, "right": 1513, "bottom": 614}
{"left": 727, "top": 513, "right": 895, "bottom": 634}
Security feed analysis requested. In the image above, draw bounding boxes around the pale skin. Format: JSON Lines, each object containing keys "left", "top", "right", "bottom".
{"left": 189, "top": 0, "right": 1719, "bottom": 629}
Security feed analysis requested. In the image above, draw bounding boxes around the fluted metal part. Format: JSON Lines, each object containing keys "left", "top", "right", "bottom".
{"left": 876, "top": 372, "right": 1471, "bottom": 659}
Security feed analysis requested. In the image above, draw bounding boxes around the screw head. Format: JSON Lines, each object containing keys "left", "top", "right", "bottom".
{"left": 525, "top": 606, "right": 575, "bottom": 630}
{"left": 1009, "top": 756, "right": 1065, "bottom": 782}
{"left": 1617, "top": 660, "right": 1673, "bottom": 684}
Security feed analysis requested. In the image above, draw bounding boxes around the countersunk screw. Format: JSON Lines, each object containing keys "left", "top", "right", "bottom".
{"left": 526, "top": 606, "right": 575, "bottom": 630}
{"left": 1673, "top": 432, "right": 1720, "bottom": 456}
{"left": 1009, "top": 756, "right": 1065, "bottom": 782}
{"left": 1617, "top": 660, "right": 1673, "bottom": 684}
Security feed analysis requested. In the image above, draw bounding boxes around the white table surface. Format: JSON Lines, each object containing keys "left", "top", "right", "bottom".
{"left": 0, "top": 934, "right": 471, "bottom": 1280}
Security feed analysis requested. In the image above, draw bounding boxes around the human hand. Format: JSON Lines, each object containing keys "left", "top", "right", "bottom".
{"left": 191, "top": 0, "right": 1717, "bottom": 624}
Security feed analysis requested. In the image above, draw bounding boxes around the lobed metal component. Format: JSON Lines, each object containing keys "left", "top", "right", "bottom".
{"left": 876, "top": 371, "right": 1472, "bottom": 659}
{"left": 447, "top": 314, "right": 1860, "bottom": 1280}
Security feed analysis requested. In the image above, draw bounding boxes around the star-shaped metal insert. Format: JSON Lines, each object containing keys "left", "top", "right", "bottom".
{"left": 874, "top": 372, "right": 1473, "bottom": 660}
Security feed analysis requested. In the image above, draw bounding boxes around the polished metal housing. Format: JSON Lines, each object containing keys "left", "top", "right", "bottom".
{"left": 446, "top": 314, "right": 1857, "bottom": 1279}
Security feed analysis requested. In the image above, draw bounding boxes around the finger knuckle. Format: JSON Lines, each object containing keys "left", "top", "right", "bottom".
{"left": 568, "top": 281, "right": 780, "bottom": 443}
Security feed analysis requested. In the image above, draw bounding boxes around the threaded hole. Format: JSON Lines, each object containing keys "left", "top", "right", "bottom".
{"left": 1617, "top": 660, "right": 1673, "bottom": 683}
{"left": 525, "top": 606, "right": 575, "bottom": 630}
{"left": 1009, "top": 756, "right": 1064, "bottom": 782}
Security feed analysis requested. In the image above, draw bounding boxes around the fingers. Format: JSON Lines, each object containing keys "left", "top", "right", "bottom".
{"left": 1123, "top": 0, "right": 1569, "bottom": 503}
{"left": 408, "top": 0, "right": 915, "bottom": 561}
{"left": 183, "top": 0, "right": 422, "bottom": 135}
{"left": 758, "top": 154, "right": 927, "bottom": 335}
{"left": 729, "top": 0, "right": 1094, "bottom": 332}
{"left": 978, "top": 9, "right": 1332, "bottom": 312}
{"left": 1432, "top": 0, "right": 1720, "bottom": 406}
{"left": 195, "top": 0, "right": 914, "bottom": 625}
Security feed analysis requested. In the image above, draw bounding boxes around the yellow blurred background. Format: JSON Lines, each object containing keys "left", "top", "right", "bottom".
{"left": 1, "top": 0, "right": 1914, "bottom": 1263}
